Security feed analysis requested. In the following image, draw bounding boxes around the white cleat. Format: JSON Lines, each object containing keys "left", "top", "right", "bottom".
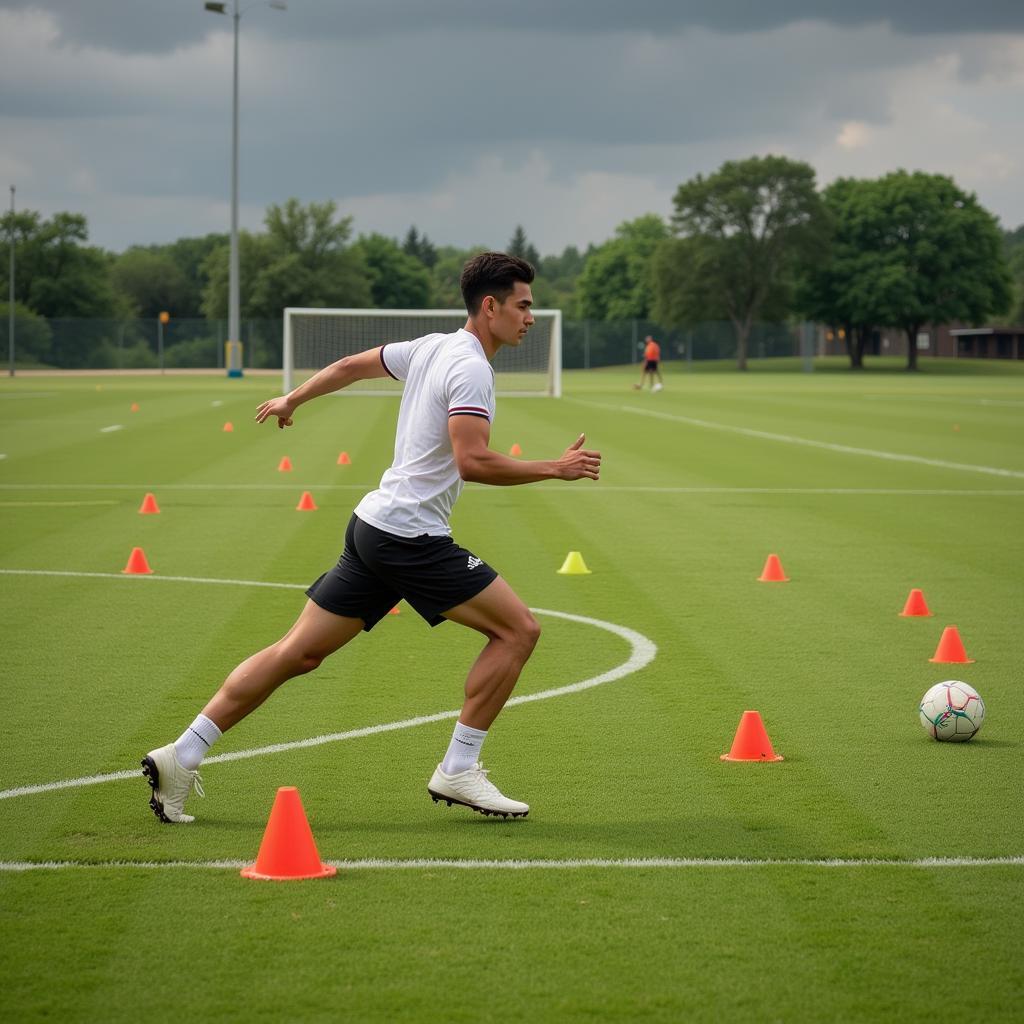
{"left": 428, "top": 762, "right": 529, "bottom": 819}
{"left": 141, "top": 743, "right": 204, "bottom": 824}
{"left": 652, "top": 382, "right": 664, "bottom": 392}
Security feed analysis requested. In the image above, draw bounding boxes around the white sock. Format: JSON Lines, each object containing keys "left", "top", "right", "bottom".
{"left": 440, "top": 721, "right": 487, "bottom": 775}
{"left": 173, "top": 714, "right": 222, "bottom": 771}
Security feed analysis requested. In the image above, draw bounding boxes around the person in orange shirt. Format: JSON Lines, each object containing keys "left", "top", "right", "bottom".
{"left": 634, "top": 335, "right": 664, "bottom": 391}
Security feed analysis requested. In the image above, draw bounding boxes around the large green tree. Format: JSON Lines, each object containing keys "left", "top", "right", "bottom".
{"left": 655, "top": 155, "right": 827, "bottom": 369}
{"left": 578, "top": 214, "right": 668, "bottom": 322}
{"left": 507, "top": 226, "right": 540, "bottom": 266}
{"left": 799, "top": 177, "right": 880, "bottom": 368}
{"left": 1003, "top": 225, "right": 1024, "bottom": 324}
{"left": 352, "top": 233, "right": 432, "bottom": 308}
{"left": 201, "top": 198, "right": 372, "bottom": 320}
{"left": 827, "top": 172, "right": 1010, "bottom": 370}
{"left": 0, "top": 210, "right": 122, "bottom": 318}
{"left": 111, "top": 248, "right": 192, "bottom": 319}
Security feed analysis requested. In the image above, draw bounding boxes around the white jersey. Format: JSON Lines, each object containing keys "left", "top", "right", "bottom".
{"left": 354, "top": 328, "right": 495, "bottom": 538}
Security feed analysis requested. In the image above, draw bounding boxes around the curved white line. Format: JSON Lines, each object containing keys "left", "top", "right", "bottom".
{"left": 0, "top": 573, "right": 657, "bottom": 802}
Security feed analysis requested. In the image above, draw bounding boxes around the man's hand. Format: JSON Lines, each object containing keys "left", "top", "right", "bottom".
{"left": 555, "top": 433, "right": 601, "bottom": 481}
{"left": 255, "top": 396, "right": 295, "bottom": 429}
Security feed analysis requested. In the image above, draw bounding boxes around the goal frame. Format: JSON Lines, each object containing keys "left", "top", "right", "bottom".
{"left": 283, "top": 307, "right": 562, "bottom": 397}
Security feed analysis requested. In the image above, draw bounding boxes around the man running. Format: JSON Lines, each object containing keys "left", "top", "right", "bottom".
{"left": 634, "top": 335, "right": 664, "bottom": 391}
{"left": 143, "top": 252, "right": 601, "bottom": 822}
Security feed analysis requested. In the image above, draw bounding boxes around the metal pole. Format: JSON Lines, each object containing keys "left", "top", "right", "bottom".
{"left": 228, "top": 0, "right": 241, "bottom": 375}
{"left": 8, "top": 185, "right": 14, "bottom": 377}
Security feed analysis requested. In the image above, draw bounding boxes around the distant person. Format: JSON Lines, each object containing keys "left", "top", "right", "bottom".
{"left": 142, "top": 252, "right": 601, "bottom": 824}
{"left": 634, "top": 335, "right": 664, "bottom": 391}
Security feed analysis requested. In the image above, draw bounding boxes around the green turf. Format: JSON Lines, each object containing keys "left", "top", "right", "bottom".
{"left": 1, "top": 361, "right": 1023, "bottom": 1022}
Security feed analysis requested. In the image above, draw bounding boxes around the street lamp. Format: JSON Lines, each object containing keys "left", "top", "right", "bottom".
{"left": 204, "top": 0, "right": 287, "bottom": 378}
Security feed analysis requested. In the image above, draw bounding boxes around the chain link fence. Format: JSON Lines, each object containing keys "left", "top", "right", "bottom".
{"left": 0, "top": 316, "right": 283, "bottom": 371}
{"left": 2, "top": 314, "right": 807, "bottom": 371}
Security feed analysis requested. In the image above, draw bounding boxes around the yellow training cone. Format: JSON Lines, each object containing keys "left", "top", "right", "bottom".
{"left": 557, "top": 551, "right": 592, "bottom": 575}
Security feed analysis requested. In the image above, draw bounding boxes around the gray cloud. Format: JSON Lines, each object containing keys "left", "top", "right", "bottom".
{"left": 2, "top": 0, "right": 1024, "bottom": 56}
{"left": 1, "top": 3, "right": 1022, "bottom": 254}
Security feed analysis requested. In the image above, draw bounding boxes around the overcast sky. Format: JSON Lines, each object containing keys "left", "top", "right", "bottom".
{"left": 2, "top": 1, "right": 1023, "bottom": 255}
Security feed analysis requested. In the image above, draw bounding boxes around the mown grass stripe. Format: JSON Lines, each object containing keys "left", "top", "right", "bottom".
{"left": 578, "top": 400, "right": 1024, "bottom": 479}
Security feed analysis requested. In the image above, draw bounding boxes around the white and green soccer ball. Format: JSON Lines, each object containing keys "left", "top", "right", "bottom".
{"left": 919, "top": 680, "right": 985, "bottom": 742}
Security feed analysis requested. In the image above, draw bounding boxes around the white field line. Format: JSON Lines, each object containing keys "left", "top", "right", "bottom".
{"left": 0, "top": 501, "right": 118, "bottom": 508}
{"left": 577, "top": 400, "right": 1024, "bottom": 479}
{"left": 0, "top": 572, "right": 656, "bottom": 801}
{"left": 99, "top": 425, "right": 123, "bottom": 433}
{"left": 0, "top": 483, "right": 1021, "bottom": 497}
{"left": 0, "top": 856, "right": 1021, "bottom": 872}
{"left": 863, "top": 394, "right": 1024, "bottom": 408}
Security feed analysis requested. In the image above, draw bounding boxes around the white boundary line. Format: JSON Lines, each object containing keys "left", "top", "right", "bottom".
{"left": 0, "top": 856, "right": 1021, "bottom": 872}
{"left": 0, "top": 483, "right": 1021, "bottom": 496}
{"left": 99, "top": 424, "right": 123, "bottom": 433}
{"left": 576, "top": 399, "right": 1024, "bottom": 479}
{"left": 0, "top": 571, "right": 657, "bottom": 802}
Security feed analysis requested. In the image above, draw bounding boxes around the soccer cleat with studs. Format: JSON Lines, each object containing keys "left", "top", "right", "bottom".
{"left": 427, "top": 761, "right": 529, "bottom": 819}
{"left": 141, "top": 743, "right": 204, "bottom": 824}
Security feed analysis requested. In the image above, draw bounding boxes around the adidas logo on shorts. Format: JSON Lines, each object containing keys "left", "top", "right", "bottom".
{"left": 467, "top": 556, "right": 483, "bottom": 570}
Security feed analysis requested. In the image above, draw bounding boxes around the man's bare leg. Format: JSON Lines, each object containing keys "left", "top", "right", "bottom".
{"left": 427, "top": 577, "right": 539, "bottom": 818}
{"left": 143, "top": 601, "right": 363, "bottom": 822}
{"left": 201, "top": 600, "right": 365, "bottom": 732}
{"left": 443, "top": 576, "right": 540, "bottom": 729}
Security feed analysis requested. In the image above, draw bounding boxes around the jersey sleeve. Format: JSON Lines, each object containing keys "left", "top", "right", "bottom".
{"left": 446, "top": 358, "right": 494, "bottom": 422}
{"left": 378, "top": 340, "right": 415, "bottom": 381}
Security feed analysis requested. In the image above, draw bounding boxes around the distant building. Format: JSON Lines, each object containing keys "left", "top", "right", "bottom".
{"left": 820, "top": 323, "right": 1024, "bottom": 360}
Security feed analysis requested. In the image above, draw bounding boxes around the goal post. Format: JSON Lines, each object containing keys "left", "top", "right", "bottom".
{"left": 283, "top": 308, "right": 562, "bottom": 397}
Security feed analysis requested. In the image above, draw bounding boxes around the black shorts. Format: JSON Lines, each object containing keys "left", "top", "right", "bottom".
{"left": 306, "top": 514, "right": 499, "bottom": 631}
{"left": 644, "top": 359, "right": 659, "bottom": 371}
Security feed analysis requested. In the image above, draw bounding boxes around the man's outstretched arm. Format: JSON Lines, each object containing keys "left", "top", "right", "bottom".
{"left": 449, "top": 415, "right": 600, "bottom": 486}
{"left": 255, "top": 347, "right": 391, "bottom": 428}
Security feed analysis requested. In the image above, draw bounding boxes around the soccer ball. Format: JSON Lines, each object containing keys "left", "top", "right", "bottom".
{"left": 919, "top": 680, "right": 985, "bottom": 742}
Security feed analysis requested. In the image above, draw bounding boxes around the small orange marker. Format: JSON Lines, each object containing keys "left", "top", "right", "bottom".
{"left": 240, "top": 787, "right": 336, "bottom": 881}
{"left": 122, "top": 547, "right": 153, "bottom": 575}
{"left": 757, "top": 554, "right": 789, "bottom": 582}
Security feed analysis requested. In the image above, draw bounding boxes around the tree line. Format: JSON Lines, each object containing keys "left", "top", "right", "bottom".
{"left": 2, "top": 155, "right": 1022, "bottom": 371}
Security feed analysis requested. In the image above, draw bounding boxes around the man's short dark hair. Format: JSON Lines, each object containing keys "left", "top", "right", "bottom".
{"left": 460, "top": 251, "right": 535, "bottom": 314}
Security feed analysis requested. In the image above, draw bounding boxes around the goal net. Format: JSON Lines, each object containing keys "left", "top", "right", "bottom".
{"left": 283, "top": 308, "right": 562, "bottom": 397}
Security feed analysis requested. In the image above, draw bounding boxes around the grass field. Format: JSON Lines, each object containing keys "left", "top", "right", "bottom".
{"left": 1, "top": 358, "right": 1023, "bottom": 1022}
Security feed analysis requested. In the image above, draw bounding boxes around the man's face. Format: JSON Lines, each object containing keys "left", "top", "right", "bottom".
{"left": 486, "top": 281, "right": 534, "bottom": 346}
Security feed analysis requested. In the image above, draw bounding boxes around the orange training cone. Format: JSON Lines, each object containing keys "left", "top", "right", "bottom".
{"left": 138, "top": 493, "right": 161, "bottom": 515}
{"left": 389, "top": 604, "right": 401, "bottom": 615}
{"left": 223, "top": 421, "right": 234, "bottom": 433}
{"left": 899, "top": 588, "right": 932, "bottom": 617}
{"left": 929, "top": 625, "right": 975, "bottom": 664}
{"left": 296, "top": 491, "right": 318, "bottom": 511}
{"left": 720, "top": 710, "right": 784, "bottom": 762}
{"left": 757, "top": 553, "right": 789, "bottom": 582}
{"left": 130, "top": 402, "right": 140, "bottom": 413}
{"left": 509, "top": 443, "right": 522, "bottom": 456}
{"left": 122, "top": 547, "right": 153, "bottom": 575}
{"left": 240, "top": 787, "right": 336, "bottom": 881}
{"left": 337, "top": 451, "right": 351, "bottom": 465}
{"left": 278, "top": 456, "right": 293, "bottom": 472}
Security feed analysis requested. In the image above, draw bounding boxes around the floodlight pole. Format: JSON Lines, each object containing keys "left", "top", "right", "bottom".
{"left": 228, "top": 0, "right": 240, "bottom": 378}
{"left": 205, "top": 0, "right": 286, "bottom": 379}
{"left": 7, "top": 184, "right": 13, "bottom": 378}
